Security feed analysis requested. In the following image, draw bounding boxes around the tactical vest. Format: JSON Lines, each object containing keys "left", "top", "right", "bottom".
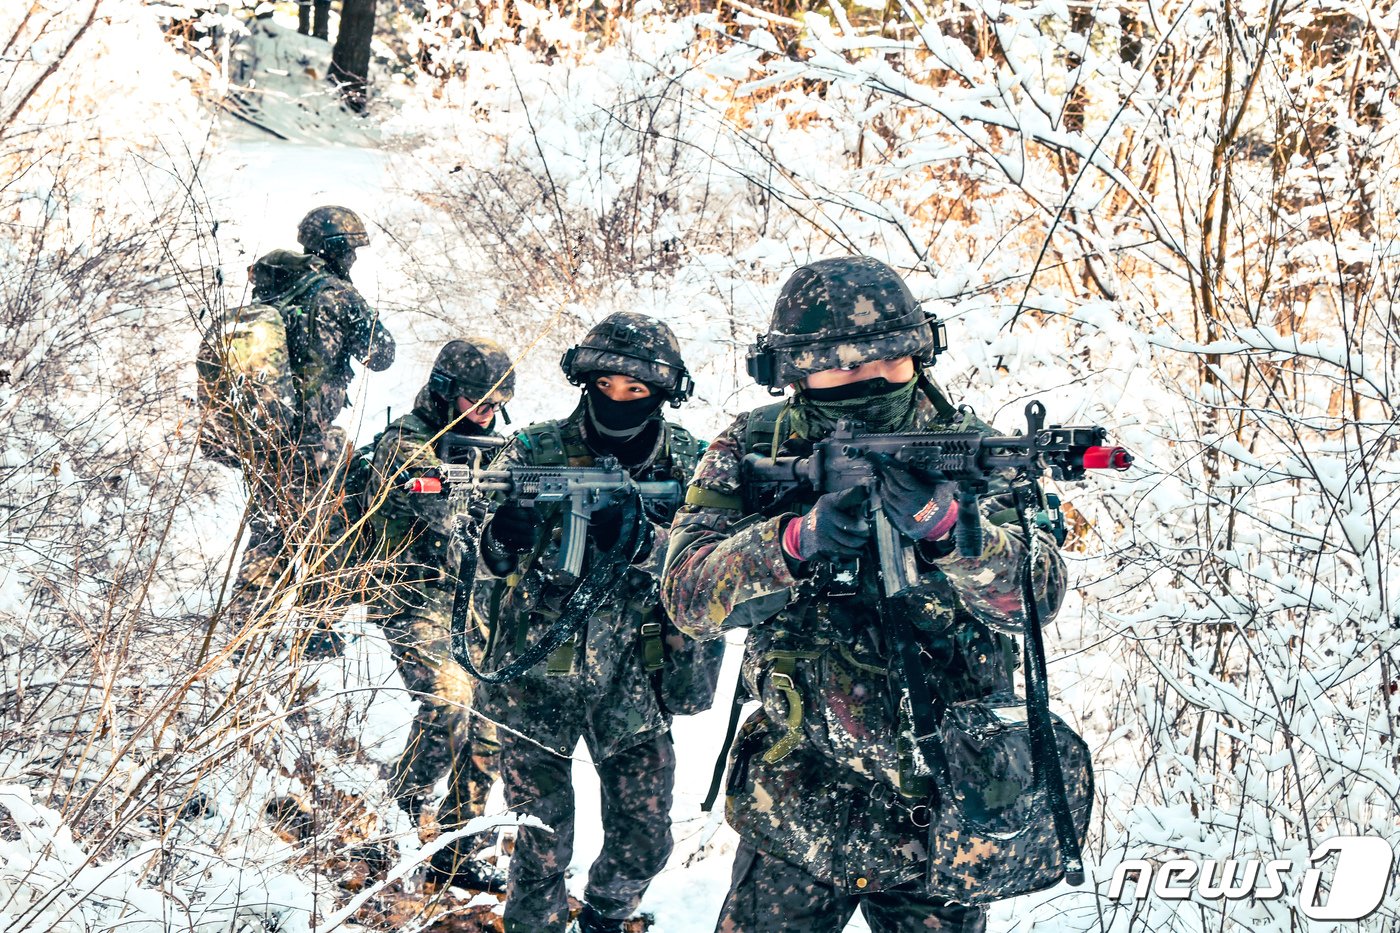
{"left": 708, "top": 381, "right": 1021, "bottom": 790}
{"left": 499, "top": 415, "right": 723, "bottom": 715}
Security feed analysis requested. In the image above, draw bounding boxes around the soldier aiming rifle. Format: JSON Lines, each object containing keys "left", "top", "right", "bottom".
{"left": 456, "top": 313, "right": 721, "bottom": 933}
{"left": 663, "top": 256, "right": 1129, "bottom": 932}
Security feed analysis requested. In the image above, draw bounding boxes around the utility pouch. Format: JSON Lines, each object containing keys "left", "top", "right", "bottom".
{"left": 922, "top": 697, "right": 1094, "bottom": 904}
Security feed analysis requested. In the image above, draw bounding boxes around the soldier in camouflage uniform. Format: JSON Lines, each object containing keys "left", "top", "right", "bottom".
{"left": 471, "top": 313, "right": 711, "bottom": 933}
{"left": 227, "top": 206, "right": 395, "bottom": 634}
{"left": 363, "top": 338, "right": 515, "bottom": 889}
{"left": 660, "top": 257, "right": 1067, "bottom": 933}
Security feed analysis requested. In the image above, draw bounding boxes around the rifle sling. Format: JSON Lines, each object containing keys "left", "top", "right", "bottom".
{"left": 450, "top": 494, "right": 646, "bottom": 684}
{"left": 1014, "top": 490, "right": 1085, "bottom": 884}
{"left": 702, "top": 668, "right": 749, "bottom": 813}
{"left": 883, "top": 495, "right": 1084, "bottom": 884}
{"left": 881, "top": 596, "right": 952, "bottom": 801}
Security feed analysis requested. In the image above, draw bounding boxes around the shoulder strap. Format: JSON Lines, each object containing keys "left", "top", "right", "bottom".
{"left": 557, "top": 419, "right": 591, "bottom": 463}
{"left": 663, "top": 423, "right": 703, "bottom": 475}
{"left": 682, "top": 404, "right": 783, "bottom": 511}
{"left": 918, "top": 373, "right": 960, "bottom": 421}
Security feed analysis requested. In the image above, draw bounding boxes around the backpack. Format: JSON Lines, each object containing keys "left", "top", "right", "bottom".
{"left": 195, "top": 258, "right": 328, "bottom": 468}
{"left": 195, "top": 301, "right": 297, "bottom": 468}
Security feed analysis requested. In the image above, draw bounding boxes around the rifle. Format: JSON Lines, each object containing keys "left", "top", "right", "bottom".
{"left": 406, "top": 454, "right": 665, "bottom": 685}
{"left": 405, "top": 456, "right": 683, "bottom": 581}
{"left": 739, "top": 400, "right": 1132, "bottom": 597}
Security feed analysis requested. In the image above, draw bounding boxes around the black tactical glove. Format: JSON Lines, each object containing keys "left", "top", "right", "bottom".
{"left": 590, "top": 502, "right": 655, "bottom": 563}
{"left": 589, "top": 503, "right": 624, "bottom": 550}
{"left": 781, "top": 486, "right": 871, "bottom": 563}
{"left": 870, "top": 453, "right": 959, "bottom": 543}
{"left": 487, "top": 503, "right": 539, "bottom": 554}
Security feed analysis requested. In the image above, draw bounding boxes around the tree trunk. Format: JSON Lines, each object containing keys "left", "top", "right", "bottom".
{"left": 330, "top": 0, "right": 377, "bottom": 112}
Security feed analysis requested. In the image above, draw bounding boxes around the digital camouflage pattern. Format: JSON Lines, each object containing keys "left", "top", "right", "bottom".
{"left": 428, "top": 337, "right": 516, "bottom": 411}
{"left": 660, "top": 388, "right": 1069, "bottom": 906}
{"left": 252, "top": 250, "right": 395, "bottom": 452}
{"left": 717, "top": 839, "right": 987, "bottom": 933}
{"left": 497, "top": 729, "right": 675, "bottom": 933}
{"left": 562, "top": 312, "right": 691, "bottom": 400}
{"left": 381, "top": 593, "right": 500, "bottom": 855}
{"left": 297, "top": 204, "right": 371, "bottom": 253}
{"left": 219, "top": 248, "right": 394, "bottom": 628}
{"left": 469, "top": 399, "right": 706, "bottom": 932}
{"left": 749, "top": 257, "right": 941, "bottom": 388}
{"left": 470, "top": 401, "right": 705, "bottom": 759}
{"left": 364, "top": 378, "right": 508, "bottom": 857}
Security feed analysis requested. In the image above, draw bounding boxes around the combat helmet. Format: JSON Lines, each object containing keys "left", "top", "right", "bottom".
{"left": 428, "top": 337, "right": 516, "bottom": 419}
{"left": 297, "top": 206, "right": 370, "bottom": 255}
{"left": 747, "top": 257, "right": 947, "bottom": 390}
{"left": 561, "top": 312, "right": 693, "bottom": 406}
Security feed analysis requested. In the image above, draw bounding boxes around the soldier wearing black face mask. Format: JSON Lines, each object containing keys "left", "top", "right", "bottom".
{"left": 470, "top": 313, "right": 720, "bottom": 933}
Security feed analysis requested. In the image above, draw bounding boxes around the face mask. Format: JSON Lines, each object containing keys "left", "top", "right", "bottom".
{"left": 791, "top": 375, "right": 920, "bottom": 436}
{"left": 586, "top": 384, "right": 664, "bottom": 441}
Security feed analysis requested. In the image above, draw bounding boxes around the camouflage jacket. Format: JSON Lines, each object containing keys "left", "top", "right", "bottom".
{"left": 660, "top": 388, "right": 1067, "bottom": 892}
{"left": 471, "top": 402, "right": 706, "bottom": 759}
{"left": 249, "top": 251, "right": 395, "bottom": 454}
{"left": 364, "top": 385, "right": 500, "bottom": 615}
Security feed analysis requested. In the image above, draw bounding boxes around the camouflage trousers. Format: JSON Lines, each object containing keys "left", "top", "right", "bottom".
{"left": 716, "top": 840, "right": 987, "bottom": 933}
{"left": 382, "top": 608, "right": 500, "bottom": 859}
{"left": 225, "top": 447, "right": 350, "bottom": 640}
{"left": 499, "top": 728, "right": 675, "bottom": 933}
{"left": 227, "top": 512, "right": 291, "bottom": 631}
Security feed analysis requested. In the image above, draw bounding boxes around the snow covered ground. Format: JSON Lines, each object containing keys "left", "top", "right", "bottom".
{"left": 3, "top": 1, "right": 1398, "bottom": 931}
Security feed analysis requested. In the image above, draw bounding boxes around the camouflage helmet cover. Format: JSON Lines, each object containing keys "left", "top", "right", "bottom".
{"left": 429, "top": 337, "right": 516, "bottom": 406}
{"left": 561, "top": 311, "right": 693, "bottom": 403}
{"left": 297, "top": 206, "right": 370, "bottom": 254}
{"left": 748, "top": 256, "right": 946, "bottom": 388}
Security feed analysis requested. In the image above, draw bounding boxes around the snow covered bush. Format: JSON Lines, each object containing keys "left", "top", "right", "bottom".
{"left": 1, "top": 5, "right": 425, "bottom": 931}
{"left": 388, "top": 2, "right": 1400, "bottom": 928}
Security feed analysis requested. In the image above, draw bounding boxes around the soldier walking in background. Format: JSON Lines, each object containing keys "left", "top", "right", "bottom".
{"left": 222, "top": 205, "right": 395, "bottom": 642}
{"left": 471, "top": 314, "right": 718, "bottom": 933}
{"left": 297, "top": 0, "right": 331, "bottom": 39}
{"left": 362, "top": 338, "right": 516, "bottom": 890}
{"left": 661, "top": 257, "right": 1067, "bottom": 932}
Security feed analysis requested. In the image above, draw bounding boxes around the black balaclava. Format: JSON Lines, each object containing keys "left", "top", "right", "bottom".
{"left": 318, "top": 243, "right": 357, "bottom": 280}
{"left": 584, "top": 380, "right": 666, "bottom": 465}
